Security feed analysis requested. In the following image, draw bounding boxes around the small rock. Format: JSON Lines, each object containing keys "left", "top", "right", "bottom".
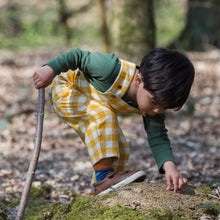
{"left": 199, "top": 215, "right": 212, "bottom": 220}
{"left": 32, "top": 181, "right": 42, "bottom": 187}
{"left": 71, "top": 175, "right": 79, "bottom": 181}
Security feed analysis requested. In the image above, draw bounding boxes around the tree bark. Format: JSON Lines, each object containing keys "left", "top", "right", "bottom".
{"left": 108, "top": 0, "right": 155, "bottom": 61}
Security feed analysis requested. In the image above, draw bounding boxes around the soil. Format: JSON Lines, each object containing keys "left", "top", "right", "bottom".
{"left": 102, "top": 182, "right": 209, "bottom": 211}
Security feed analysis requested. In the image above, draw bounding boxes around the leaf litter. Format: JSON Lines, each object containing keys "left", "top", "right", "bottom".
{"left": 0, "top": 49, "right": 220, "bottom": 219}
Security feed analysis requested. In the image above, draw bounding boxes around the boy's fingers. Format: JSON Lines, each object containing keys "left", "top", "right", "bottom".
{"left": 33, "top": 72, "right": 37, "bottom": 77}
{"left": 173, "top": 179, "right": 178, "bottom": 192}
{"left": 35, "top": 80, "right": 43, "bottom": 89}
{"left": 177, "top": 177, "right": 188, "bottom": 191}
{"left": 34, "top": 79, "right": 41, "bottom": 87}
{"left": 166, "top": 177, "right": 187, "bottom": 192}
{"left": 178, "top": 178, "right": 184, "bottom": 190}
{"left": 166, "top": 178, "right": 172, "bottom": 190}
{"left": 33, "top": 72, "right": 39, "bottom": 79}
{"left": 183, "top": 177, "right": 188, "bottom": 184}
{"left": 182, "top": 177, "right": 188, "bottom": 186}
{"left": 34, "top": 77, "right": 40, "bottom": 83}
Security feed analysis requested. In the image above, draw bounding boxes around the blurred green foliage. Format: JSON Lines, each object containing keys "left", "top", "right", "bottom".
{"left": 0, "top": 0, "right": 185, "bottom": 51}
{"left": 155, "top": 0, "right": 186, "bottom": 47}
{"left": 0, "top": 3, "right": 62, "bottom": 50}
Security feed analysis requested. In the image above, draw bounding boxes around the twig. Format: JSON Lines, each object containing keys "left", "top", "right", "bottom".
{"left": 16, "top": 88, "right": 45, "bottom": 220}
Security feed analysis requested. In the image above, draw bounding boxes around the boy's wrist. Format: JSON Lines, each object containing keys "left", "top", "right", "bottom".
{"left": 162, "top": 161, "right": 176, "bottom": 172}
{"left": 43, "top": 63, "right": 57, "bottom": 76}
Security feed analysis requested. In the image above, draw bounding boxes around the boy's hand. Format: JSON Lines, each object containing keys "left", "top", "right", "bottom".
{"left": 33, "top": 65, "right": 54, "bottom": 89}
{"left": 163, "top": 161, "right": 188, "bottom": 192}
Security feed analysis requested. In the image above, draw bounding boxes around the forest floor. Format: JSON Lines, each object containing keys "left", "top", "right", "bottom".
{"left": 0, "top": 48, "right": 220, "bottom": 219}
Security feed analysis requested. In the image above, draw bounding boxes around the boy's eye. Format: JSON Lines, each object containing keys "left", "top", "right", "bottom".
{"left": 151, "top": 100, "right": 157, "bottom": 105}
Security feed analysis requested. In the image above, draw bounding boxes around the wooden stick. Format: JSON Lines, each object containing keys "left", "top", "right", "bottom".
{"left": 16, "top": 88, "right": 45, "bottom": 220}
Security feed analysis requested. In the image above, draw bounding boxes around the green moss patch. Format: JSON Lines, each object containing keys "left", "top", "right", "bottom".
{"left": 24, "top": 194, "right": 146, "bottom": 219}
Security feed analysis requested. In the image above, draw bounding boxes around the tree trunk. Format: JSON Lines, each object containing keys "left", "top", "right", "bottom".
{"left": 171, "top": 0, "right": 220, "bottom": 51}
{"left": 57, "top": 0, "right": 73, "bottom": 45}
{"left": 108, "top": 0, "right": 155, "bottom": 61}
{"left": 96, "top": 0, "right": 110, "bottom": 53}
{"left": 57, "top": 0, "right": 93, "bottom": 45}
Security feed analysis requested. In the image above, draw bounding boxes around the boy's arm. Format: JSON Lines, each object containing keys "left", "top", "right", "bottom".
{"left": 44, "top": 48, "right": 119, "bottom": 78}
{"left": 143, "top": 113, "right": 187, "bottom": 192}
{"left": 33, "top": 48, "right": 120, "bottom": 89}
{"left": 143, "top": 113, "right": 175, "bottom": 173}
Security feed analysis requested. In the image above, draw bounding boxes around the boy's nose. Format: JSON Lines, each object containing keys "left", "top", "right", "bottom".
{"left": 153, "top": 107, "right": 166, "bottom": 114}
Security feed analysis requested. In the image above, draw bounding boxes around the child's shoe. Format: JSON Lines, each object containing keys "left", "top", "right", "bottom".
{"left": 90, "top": 170, "right": 146, "bottom": 195}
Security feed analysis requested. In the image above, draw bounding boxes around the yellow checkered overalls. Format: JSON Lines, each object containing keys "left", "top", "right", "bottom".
{"left": 51, "top": 60, "right": 143, "bottom": 182}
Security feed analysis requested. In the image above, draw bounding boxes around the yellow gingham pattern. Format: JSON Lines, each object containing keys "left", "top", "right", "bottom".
{"left": 51, "top": 60, "right": 142, "bottom": 181}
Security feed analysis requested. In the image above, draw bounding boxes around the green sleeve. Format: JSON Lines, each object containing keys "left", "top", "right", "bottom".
{"left": 143, "top": 113, "right": 175, "bottom": 174}
{"left": 44, "top": 48, "right": 121, "bottom": 92}
{"left": 44, "top": 48, "right": 120, "bottom": 80}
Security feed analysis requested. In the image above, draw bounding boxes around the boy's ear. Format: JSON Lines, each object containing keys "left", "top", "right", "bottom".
{"left": 134, "top": 72, "right": 143, "bottom": 87}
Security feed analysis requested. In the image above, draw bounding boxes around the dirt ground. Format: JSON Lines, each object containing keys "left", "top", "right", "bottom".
{"left": 101, "top": 182, "right": 212, "bottom": 213}
{"left": 0, "top": 49, "right": 220, "bottom": 219}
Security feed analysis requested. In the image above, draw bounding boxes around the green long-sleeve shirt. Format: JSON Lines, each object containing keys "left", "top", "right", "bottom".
{"left": 45, "top": 48, "right": 175, "bottom": 173}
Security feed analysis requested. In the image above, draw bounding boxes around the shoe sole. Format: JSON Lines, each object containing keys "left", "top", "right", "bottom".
{"left": 98, "top": 170, "right": 146, "bottom": 195}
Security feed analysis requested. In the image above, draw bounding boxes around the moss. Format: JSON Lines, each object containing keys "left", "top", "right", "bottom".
{"left": 24, "top": 199, "right": 50, "bottom": 220}
{"left": 64, "top": 195, "right": 147, "bottom": 219}
{"left": 144, "top": 207, "right": 203, "bottom": 220}
{"left": 24, "top": 194, "right": 147, "bottom": 219}
{"left": 146, "top": 208, "right": 181, "bottom": 220}
{"left": 200, "top": 203, "right": 220, "bottom": 217}
{"left": 23, "top": 193, "right": 204, "bottom": 220}
{"left": 23, "top": 184, "right": 53, "bottom": 219}
{"left": 200, "top": 186, "right": 213, "bottom": 195}
{"left": 41, "top": 202, "right": 71, "bottom": 220}
{"left": 99, "top": 191, "right": 118, "bottom": 200}
{"left": 29, "top": 184, "right": 52, "bottom": 200}
{"left": 101, "top": 204, "right": 146, "bottom": 220}
{"left": 59, "top": 188, "right": 69, "bottom": 196}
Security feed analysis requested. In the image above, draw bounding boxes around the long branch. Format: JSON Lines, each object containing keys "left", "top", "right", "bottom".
{"left": 16, "top": 88, "right": 45, "bottom": 220}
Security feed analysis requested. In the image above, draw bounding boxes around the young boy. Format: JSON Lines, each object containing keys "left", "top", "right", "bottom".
{"left": 33, "top": 48, "right": 195, "bottom": 195}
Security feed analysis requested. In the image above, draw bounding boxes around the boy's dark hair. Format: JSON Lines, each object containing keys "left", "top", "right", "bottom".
{"left": 140, "top": 48, "right": 195, "bottom": 110}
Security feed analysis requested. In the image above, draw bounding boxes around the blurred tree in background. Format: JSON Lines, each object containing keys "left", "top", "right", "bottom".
{"left": 171, "top": 0, "right": 220, "bottom": 50}
{"left": 57, "top": 0, "right": 92, "bottom": 45}
{"left": 0, "top": 1, "right": 23, "bottom": 38}
{"left": 95, "top": 0, "right": 110, "bottom": 53}
{"left": 0, "top": 0, "right": 219, "bottom": 54}
{"left": 107, "top": 0, "right": 155, "bottom": 59}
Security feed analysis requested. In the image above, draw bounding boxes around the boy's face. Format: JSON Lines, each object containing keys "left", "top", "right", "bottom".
{"left": 135, "top": 73, "right": 167, "bottom": 116}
